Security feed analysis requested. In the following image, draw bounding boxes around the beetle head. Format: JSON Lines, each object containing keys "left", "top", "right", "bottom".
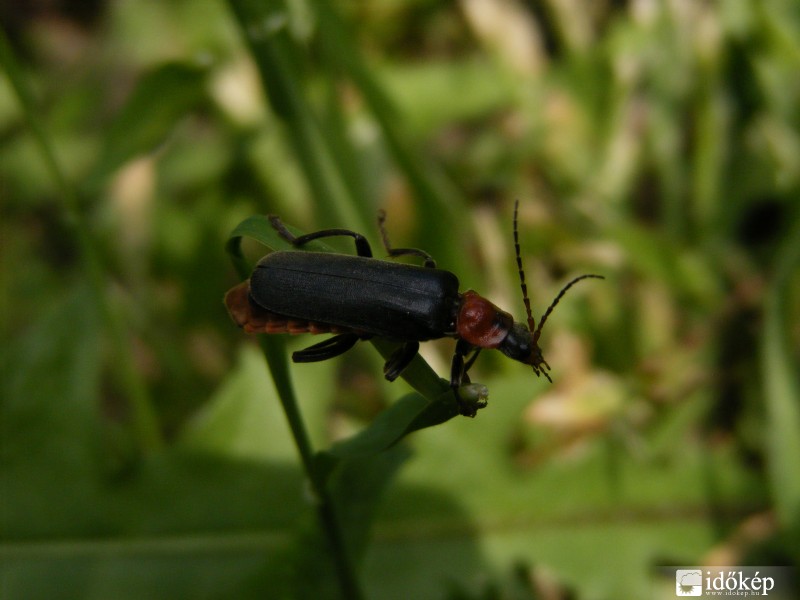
{"left": 498, "top": 321, "right": 552, "bottom": 381}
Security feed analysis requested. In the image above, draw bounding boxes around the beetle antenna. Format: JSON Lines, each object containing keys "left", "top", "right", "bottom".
{"left": 513, "top": 200, "right": 537, "bottom": 334}
{"left": 533, "top": 274, "right": 604, "bottom": 343}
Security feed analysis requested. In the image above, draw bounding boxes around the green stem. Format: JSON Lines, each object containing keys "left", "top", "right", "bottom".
{"left": 258, "top": 337, "right": 363, "bottom": 600}
{"left": 0, "top": 30, "right": 163, "bottom": 453}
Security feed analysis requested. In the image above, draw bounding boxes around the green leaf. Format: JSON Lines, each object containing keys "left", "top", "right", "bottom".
{"left": 362, "top": 374, "right": 767, "bottom": 599}
{"left": 1, "top": 451, "right": 310, "bottom": 600}
{"left": 327, "top": 394, "right": 431, "bottom": 460}
{"left": 225, "top": 214, "right": 338, "bottom": 277}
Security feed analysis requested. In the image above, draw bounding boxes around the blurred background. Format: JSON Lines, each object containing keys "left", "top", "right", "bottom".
{"left": 1, "top": 0, "right": 798, "bottom": 598}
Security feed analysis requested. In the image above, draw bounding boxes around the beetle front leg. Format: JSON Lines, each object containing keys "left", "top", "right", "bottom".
{"left": 270, "top": 216, "right": 373, "bottom": 258}
{"left": 450, "top": 340, "right": 486, "bottom": 417}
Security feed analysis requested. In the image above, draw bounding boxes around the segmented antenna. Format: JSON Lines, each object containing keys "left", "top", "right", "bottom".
{"left": 513, "top": 200, "right": 537, "bottom": 334}
{"left": 533, "top": 274, "right": 605, "bottom": 343}
{"left": 514, "top": 200, "right": 604, "bottom": 351}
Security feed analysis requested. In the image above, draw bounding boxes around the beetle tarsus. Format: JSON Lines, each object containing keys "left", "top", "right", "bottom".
{"left": 269, "top": 215, "right": 297, "bottom": 244}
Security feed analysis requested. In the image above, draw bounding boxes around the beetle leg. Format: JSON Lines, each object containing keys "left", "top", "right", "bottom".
{"left": 450, "top": 339, "right": 469, "bottom": 389}
{"left": 463, "top": 347, "right": 482, "bottom": 375}
{"left": 377, "top": 210, "right": 437, "bottom": 268}
{"left": 269, "top": 216, "right": 373, "bottom": 257}
{"left": 292, "top": 334, "right": 362, "bottom": 363}
{"left": 448, "top": 340, "right": 484, "bottom": 417}
{"left": 383, "top": 341, "right": 420, "bottom": 381}
{"left": 450, "top": 339, "right": 482, "bottom": 387}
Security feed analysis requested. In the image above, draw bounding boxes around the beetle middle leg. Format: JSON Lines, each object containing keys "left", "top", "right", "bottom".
{"left": 377, "top": 210, "right": 437, "bottom": 268}
{"left": 292, "top": 333, "right": 363, "bottom": 363}
{"left": 383, "top": 341, "right": 420, "bottom": 381}
{"left": 270, "top": 216, "right": 373, "bottom": 258}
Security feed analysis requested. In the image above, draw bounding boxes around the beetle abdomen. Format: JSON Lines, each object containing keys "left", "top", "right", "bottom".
{"left": 249, "top": 251, "right": 461, "bottom": 340}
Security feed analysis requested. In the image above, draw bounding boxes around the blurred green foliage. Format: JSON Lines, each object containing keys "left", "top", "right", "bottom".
{"left": 1, "top": 0, "right": 799, "bottom": 598}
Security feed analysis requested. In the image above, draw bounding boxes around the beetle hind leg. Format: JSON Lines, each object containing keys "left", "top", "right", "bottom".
{"left": 383, "top": 341, "right": 419, "bottom": 381}
{"left": 292, "top": 334, "right": 361, "bottom": 363}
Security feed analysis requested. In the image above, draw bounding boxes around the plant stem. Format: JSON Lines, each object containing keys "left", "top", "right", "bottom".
{"left": 259, "top": 337, "right": 365, "bottom": 600}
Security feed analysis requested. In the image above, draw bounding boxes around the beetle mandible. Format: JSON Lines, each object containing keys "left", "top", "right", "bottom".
{"left": 224, "top": 201, "right": 603, "bottom": 417}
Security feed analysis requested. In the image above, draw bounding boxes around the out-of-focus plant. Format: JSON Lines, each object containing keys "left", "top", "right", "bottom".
{"left": 1, "top": 1, "right": 798, "bottom": 598}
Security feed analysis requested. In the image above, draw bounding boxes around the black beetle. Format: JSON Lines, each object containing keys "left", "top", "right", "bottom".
{"left": 225, "top": 202, "right": 602, "bottom": 416}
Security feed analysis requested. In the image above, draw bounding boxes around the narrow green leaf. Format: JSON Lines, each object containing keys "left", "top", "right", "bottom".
{"left": 324, "top": 389, "right": 459, "bottom": 462}
{"left": 403, "top": 390, "right": 462, "bottom": 432}
{"left": 327, "top": 394, "right": 431, "bottom": 459}
{"left": 225, "top": 214, "right": 337, "bottom": 277}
